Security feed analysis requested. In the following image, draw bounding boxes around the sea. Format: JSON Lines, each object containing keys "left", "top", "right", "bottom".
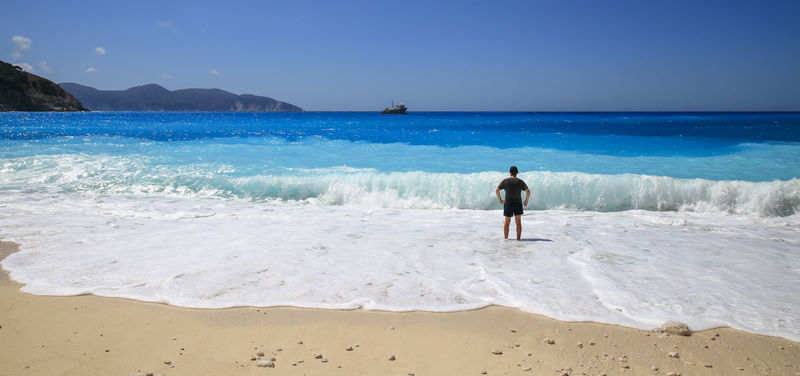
{"left": 1, "top": 111, "right": 798, "bottom": 341}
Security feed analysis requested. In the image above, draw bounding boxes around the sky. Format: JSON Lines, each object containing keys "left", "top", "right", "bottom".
{"left": 2, "top": 0, "right": 799, "bottom": 111}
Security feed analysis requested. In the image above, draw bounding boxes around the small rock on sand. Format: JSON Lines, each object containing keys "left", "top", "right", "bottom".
{"left": 665, "top": 372, "right": 679, "bottom": 376}
{"left": 544, "top": 338, "right": 555, "bottom": 345}
{"left": 668, "top": 351, "right": 679, "bottom": 358}
{"left": 388, "top": 355, "right": 396, "bottom": 361}
{"left": 257, "top": 352, "right": 264, "bottom": 357}
{"left": 659, "top": 321, "right": 691, "bottom": 336}
{"left": 256, "top": 360, "right": 275, "bottom": 368}
{"left": 314, "top": 354, "right": 323, "bottom": 359}
{"left": 345, "top": 346, "right": 354, "bottom": 351}
{"left": 491, "top": 349, "right": 503, "bottom": 355}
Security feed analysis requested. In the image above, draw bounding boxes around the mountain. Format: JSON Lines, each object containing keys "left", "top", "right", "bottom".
{"left": 0, "top": 60, "right": 87, "bottom": 111}
{"left": 59, "top": 83, "right": 302, "bottom": 112}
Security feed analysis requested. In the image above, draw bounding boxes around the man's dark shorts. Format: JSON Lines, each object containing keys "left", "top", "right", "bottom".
{"left": 503, "top": 203, "right": 523, "bottom": 217}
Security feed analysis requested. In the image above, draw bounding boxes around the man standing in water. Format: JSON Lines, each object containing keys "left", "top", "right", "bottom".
{"left": 495, "top": 166, "right": 531, "bottom": 240}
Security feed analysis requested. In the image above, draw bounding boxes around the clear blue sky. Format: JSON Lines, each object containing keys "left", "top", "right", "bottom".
{"left": 3, "top": 0, "right": 799, "bottom": 111}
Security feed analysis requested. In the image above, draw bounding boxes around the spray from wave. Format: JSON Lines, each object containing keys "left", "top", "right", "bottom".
{"left": 2, "top": 154, "right": 798, "bottom": 216}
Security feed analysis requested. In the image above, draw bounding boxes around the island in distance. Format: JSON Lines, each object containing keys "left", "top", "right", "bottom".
{"left": 59, "top": 82, "right": 302, "bottom": 112}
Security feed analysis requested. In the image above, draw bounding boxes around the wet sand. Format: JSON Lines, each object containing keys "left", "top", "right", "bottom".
{"left": 1, "top": 240, "right": 798, "bottom": 375}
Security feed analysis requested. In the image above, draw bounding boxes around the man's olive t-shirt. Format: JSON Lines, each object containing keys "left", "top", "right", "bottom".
{"left": 497, "top": 177, "right": 528, "bottom": 204}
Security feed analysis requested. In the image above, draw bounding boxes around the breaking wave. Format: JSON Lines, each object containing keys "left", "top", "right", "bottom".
{"left": 2, "top": 154, "right": 799, "bottom": 216}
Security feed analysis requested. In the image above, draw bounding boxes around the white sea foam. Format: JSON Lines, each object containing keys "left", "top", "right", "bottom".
{"left": 1, "top": 192, "right": 798, "bottom": 341}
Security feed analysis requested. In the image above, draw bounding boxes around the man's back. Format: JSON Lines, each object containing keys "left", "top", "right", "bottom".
{"left": 498, "top": 177, "right": 528, "bottom": 203}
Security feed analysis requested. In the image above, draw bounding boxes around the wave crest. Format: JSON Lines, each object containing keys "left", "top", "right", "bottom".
{"left": 3, "top": 155, "right": 799, "bottom": 216}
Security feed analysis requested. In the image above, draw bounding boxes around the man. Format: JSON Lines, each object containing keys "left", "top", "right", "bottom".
{"left": 495, "top": 166, "right": 530, "bottom": 240}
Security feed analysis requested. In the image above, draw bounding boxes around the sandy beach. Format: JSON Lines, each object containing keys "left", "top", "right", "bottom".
{"left": 1, "top": 240, "right": 797, "bottom": 376}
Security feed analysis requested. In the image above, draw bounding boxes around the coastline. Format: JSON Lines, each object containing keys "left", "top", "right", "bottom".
{"left": 1, "top": 240, "right": 798, "bottom": 375}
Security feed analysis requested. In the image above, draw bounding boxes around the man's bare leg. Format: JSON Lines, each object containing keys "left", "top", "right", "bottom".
{"left": 503, "top": 216, "right": 511, "bottom": 239}
{"left": 515, "top": 215, "right": 522, "bottom": 240}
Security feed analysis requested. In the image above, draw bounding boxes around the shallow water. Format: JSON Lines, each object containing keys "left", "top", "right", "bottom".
{"left": 1, "top": 112, "right": 799, "bottom": 340}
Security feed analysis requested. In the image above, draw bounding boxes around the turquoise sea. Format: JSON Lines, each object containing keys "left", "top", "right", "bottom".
{"left": 1, "top": 112, "right": 799, "bottom": 340}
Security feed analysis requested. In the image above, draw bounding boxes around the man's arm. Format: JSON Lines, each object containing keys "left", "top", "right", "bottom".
{"left": 495, "top": 188, "right": 504, "bottom": 204}
{"left": 523, "top": 188, "right": 531, "bottom": 206}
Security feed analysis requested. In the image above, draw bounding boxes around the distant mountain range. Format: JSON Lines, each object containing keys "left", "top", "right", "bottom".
{"left": 59, "top": 83, "right": 302, "bottom": 112}
{"left": 0, "top": 60, "right": 87, "bottom": 111}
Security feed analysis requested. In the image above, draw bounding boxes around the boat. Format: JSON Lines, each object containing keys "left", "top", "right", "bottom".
{"left": 380, "top": 101, "right": 407, "bottom": 114}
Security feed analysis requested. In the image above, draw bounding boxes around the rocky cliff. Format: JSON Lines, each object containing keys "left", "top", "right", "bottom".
{"left": 59, "top": 83, "right": 302, "bottom": 112}
{"left": 0, "top": 60, "right": 87, "bottom": 111}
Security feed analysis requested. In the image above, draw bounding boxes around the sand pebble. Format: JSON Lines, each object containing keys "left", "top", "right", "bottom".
{"left": 621, "top": 365, "right": 630, "bottom": 369}
{"left": 738, "top": 366, "right": 745, "bottom": 371}
{"left": 256, "top": 360, "right": 275, "bottom": 368}
{"left": 481, "top": 371, "right": 487, "bottom": 375}
{"left": 257, "top": 351, "right": 265, "bottom": 357}
{"left": 510, "top": 329, "right": 517, "bottom": 333}
{"left": 651, "top": 365, "right": 659, "bottom": 371}
{"left": 577, "top": 342, "right": 583, "bottom": 348}
{"left": 250, "top": 357, "right": 257, "bottom": 361}
{"left": 668, "top": 351, "right": 679, "bottom": 358}
{"left": 388, "top": 355, "right": 396, "bottom": 361}
{"left": 314, "top": 354, "right": 323, "bottom": 359}
{"left": 523, "top": 366, "right": 532, "bottom": 371}
{"left": 659, "top": 321, "right": 691, "bottom": 336}
{"left": 704, "top": 364, "right": 713, "bottom": 368}
{"left": 297, "top": 341, "right": 303, "bottom": 344}
{"left": 345, "top": 346, "right": 354, "bottom": 351}
{"left": 491, "top": 349, "right": 503, "bottom": 355}
{"left": 544, "top": 338, "right": 555, "bottom": 345}
{"left": 321, "top": 358, "right": 328, "bottom": 363}
{"left": 665, "top": 372, "right": 679, "bottom": 376}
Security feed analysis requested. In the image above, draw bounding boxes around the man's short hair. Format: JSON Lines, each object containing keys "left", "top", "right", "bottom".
{"left": 510, "top": 166, "right": 518, "bottom": 176}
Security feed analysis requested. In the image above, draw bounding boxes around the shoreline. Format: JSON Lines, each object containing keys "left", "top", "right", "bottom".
{"left": 2, "top": 240, "right": 799, "bottom": 375}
